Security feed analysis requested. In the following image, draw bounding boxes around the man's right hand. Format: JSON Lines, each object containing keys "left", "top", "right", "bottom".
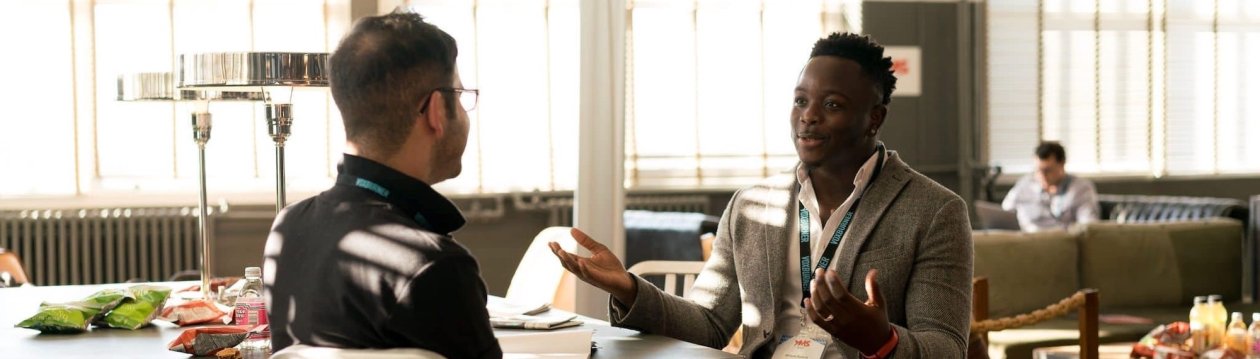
{"left": 548, "top": 228, "right": 638, "bottom": 305}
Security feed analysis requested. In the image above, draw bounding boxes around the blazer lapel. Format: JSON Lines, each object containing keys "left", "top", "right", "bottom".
{"left": 834, "top": 152, "right": 912, "bottom": 287}
{"left": 762, "top": 175, "right": 796, "bottom": 313}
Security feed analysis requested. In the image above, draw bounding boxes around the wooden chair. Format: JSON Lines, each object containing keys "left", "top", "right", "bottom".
{"left": 0, "top": 248, "right": 29, "bottom": 286}
{"left": 626, "top": 260, "right": 706, "bottom": 298}
{"left": 969, "top": 277, "right": 1100, "bottom": 359}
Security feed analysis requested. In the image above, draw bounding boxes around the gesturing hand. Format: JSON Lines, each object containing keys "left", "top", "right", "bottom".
{"left": 804, "top": 268, "right": 893, "bottom": 355}
{"left": 548, "top": 228, "right": 638, "bottom": 305}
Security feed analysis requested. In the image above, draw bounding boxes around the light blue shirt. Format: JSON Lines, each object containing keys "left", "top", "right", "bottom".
{"left": 1001, "top": 174, "right": 1100, "bottom": 232}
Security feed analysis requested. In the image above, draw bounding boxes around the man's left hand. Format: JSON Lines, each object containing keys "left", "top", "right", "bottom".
{"left": 804, "top": 268, "right": 893, "bottom": 355}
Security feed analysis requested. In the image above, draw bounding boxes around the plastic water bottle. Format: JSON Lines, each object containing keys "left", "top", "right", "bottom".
{"left": 1192, "top": 296, "right": 1208, "bottom": 352}
{"left": 1247, "top": 313, "right": 1260, "bottom": 358}
{"left": 235, "top": 267, "right": 270, "bottom": 352}
{"left": 1210, "top": 295, "right": 1229, "bottom": 350}
{"left": 1228, "top": 312, "right": 1247, "bottom": 352}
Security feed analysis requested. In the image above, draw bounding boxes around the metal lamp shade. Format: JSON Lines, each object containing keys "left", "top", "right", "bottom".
{"left": 116, "top": 72, "right": 179, "bottom": 101}
{"left": 177, "top": 52, "right": 330, "bottom": 89}
{"left": 117, "top": 72, "right": 267, "bottom": 102}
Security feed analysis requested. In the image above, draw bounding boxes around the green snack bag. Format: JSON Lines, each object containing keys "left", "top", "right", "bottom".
{"left": 99, "top": 285, "right": 172, "bottom": 330}
{"left": 15, "top": 303, "right": 98, "bottom": 334}
{"left": 77, "top": 288, "right": 131, "bottom": 322}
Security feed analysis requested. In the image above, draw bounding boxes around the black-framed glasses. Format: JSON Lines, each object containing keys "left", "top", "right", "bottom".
{"left": 419, "top": 87, "right": 480, "bottom": 114}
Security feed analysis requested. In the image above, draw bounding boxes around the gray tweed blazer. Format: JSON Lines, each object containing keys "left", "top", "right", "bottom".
{"left": 609, "top": 151, "right": 973, "bottom": 358}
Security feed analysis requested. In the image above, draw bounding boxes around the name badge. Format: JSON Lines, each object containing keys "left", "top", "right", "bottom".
{"left": 771, "top": 323, "right": 831, "bottom": 359}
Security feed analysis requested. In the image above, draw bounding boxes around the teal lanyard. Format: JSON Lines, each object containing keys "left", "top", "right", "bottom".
{"left": 798, "top": 144, "right": 884, "bottom": 303}
{"left": 336, "top": 174, "right": 431, "bottom": 230}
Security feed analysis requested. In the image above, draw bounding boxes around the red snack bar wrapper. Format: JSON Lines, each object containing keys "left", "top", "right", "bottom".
{"left": 158, "top": 299, "right": 228, "bottom": 326}
{"left": 1154, "top": 322, "right": 1191, "bottom": 344}
{"left": 1132, "top": 322, "right": 1193, "bottom": 358}
{"left": 166, "top": 326, "right": 251, "bottom": 356}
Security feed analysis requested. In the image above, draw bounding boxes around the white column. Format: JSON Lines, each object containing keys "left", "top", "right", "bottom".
{"left": 70, "top": 0, "right": 96, "bottom": 195}
{"left": 574, "top": 0, "right": 627, "bottom": 320}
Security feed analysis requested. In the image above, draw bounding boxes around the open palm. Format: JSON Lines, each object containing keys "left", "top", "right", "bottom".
{"left": 548, "top": 228, "right": 636, "bottom": 302}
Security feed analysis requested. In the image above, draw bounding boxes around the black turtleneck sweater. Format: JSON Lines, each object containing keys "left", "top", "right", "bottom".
{"left": 264, "top": 154, "right": 502, "bottom": 359}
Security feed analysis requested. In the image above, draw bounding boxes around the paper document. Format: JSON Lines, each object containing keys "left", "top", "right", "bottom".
{"left": 492, "top": 315, "right": 583, "bottom": 330}
{"left": 497, "top": 328, "right": 593, "bottom": 359}
{"left": 487, "top": 298, "right": 551, "bottom": 318}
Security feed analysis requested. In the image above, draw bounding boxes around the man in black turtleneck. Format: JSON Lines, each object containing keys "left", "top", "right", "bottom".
{"left": 263, "top": 10, "right": 500, "bottom": 359}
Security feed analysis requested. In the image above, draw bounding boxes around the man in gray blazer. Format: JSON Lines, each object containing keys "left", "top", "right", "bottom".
{"left": 552, "top": 33, "right": 972, "bottom": 358}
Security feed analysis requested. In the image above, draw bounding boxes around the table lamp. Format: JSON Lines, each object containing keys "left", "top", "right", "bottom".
{"left": 117, "top": 72, "right": 266, "bottom": 300}
{"left": 176, "top": 52, "right": 330, "bottom": 212}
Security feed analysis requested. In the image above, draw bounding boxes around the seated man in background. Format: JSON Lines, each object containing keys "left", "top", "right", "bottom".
{"left": 1002, "top": 141, "right": 1100, "bottom": 232}
{"left": 263, "top": 10, "right": 501, "bottom": 358}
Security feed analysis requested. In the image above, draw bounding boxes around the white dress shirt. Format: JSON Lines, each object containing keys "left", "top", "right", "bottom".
{"left": 772, "top": 150, "right": 885, "bottom": 358}
{"left": 1001, "top": 174, "right": 1100, "bottom": 232}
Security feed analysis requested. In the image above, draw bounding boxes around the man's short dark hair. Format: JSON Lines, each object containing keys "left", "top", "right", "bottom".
{"left": 330, "top": 10, "right": 458, "bottom": 157}
{"left": 809, "top": 33, "right": 897, "bottom": 106}
{"left": 1036, "top": 142, "right": 1067, "bottom": 163}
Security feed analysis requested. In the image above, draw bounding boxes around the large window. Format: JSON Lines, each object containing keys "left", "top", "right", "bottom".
{"left": 406, "top": 0, "right": 859, "bottom": 191}
{"left": 625, "top": 0, "right": 857, "bottom": 188}
{"left": 0, "top": 1, "right": 77, "bottom": 197}
{"left": 987, "top": 0, "right": 1260, "bottom": 176}
{"left": 0, "top": 0, "right": 349, "bottom": 199}
{"left": 0, "top": 0, "right": 862, "bottom": 200}
{"left": 404, "top": 0, "right": 581, "bottom": 194}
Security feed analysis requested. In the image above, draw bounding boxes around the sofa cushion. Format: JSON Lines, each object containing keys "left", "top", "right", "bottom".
{"left": 1078, "top": 220, "right": 1245, "bottom": 309}
{"left": 973, "top": 229, "right": 1080, "bottom": 317}
{"left": 1162, "top": 219, "right": 1244, "bottom": 304}
{"left": 1079, "top": 222, "right": 1183, "bottom": 309}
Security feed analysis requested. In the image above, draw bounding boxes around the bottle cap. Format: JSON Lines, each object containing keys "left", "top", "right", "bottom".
{"left": 1209, "top": 294, "right": 1223, "bottom": 301}
{"left": 245, "top": 267, "right": 261, "bottom": 278}
{"left": 1195, "top": 296, "right": 1208, "bottom": 304}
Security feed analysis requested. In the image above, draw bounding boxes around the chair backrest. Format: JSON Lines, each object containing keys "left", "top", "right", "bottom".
{"left": 0, "top": 249, "right": 29, "bottom": 286}
{"left": 271, "top": 344, "right": 445, "bottom": 359}
{"left": 1099, "top": 194, "right": 1247, "bottom": 223}
{"left": 974, "top": 200, "right": 1020, "bottom": 231}
{"left": 505, "top": 227, "right": 576, "bottom": 311}
{"left": 627, "top": 260, "right": 706, "bottom": 297}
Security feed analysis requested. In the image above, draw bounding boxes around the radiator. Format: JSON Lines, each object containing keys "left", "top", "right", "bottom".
{"left": 0, "top": 207, "right": 215, "bottom": 286}
{"left": 546, "top": 194, "right": 711, "bottom": 227}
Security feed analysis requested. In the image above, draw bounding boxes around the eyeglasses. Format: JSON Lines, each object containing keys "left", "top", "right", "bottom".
{"left": 419, "top": 87, "right": 479, "bottom": 114}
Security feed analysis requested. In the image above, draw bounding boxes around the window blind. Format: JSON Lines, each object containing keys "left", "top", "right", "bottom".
{"left": 987, "top": 0, "right": 1260, "bottom": 177}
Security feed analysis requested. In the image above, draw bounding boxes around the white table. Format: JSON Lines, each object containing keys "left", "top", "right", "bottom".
{"left": 1, "top": 282, "right": 739, "bottom": 358}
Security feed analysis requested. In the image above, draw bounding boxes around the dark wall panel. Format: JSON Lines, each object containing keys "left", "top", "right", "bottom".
{"left": 863, "top": 2, "right": 962, "bottom": 178}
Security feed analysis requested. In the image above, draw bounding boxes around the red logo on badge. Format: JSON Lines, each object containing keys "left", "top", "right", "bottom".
{"left": 795, "top": 338, "right": 811, "bottom": 347}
